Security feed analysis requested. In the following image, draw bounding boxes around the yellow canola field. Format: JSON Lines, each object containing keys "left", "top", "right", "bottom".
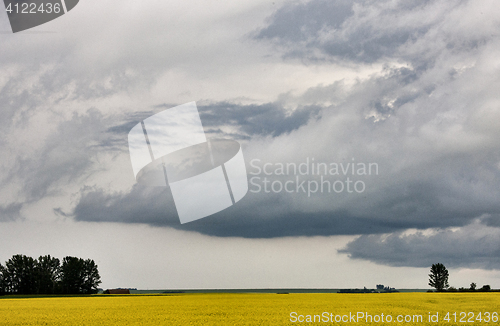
{"left": 1, "top": 293, "right": 500, "bottom": 325}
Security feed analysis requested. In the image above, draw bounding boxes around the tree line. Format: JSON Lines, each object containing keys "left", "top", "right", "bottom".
{"left": 0, "top": 254, "right": 101, "bottom": 295}
{"left": 428, "top": 263, "right": 491, "bottom": 292}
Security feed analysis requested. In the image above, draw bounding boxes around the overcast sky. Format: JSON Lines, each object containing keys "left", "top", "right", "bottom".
{"left": 1, "top": 0, "right": 500, "bottom": 290}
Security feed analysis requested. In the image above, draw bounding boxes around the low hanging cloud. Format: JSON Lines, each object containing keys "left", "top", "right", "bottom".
{"left": 339, "top": 218, "right": 500, "bottom": 269}
{"left": 69, "top": 183, "right": 410, "bottom": 238}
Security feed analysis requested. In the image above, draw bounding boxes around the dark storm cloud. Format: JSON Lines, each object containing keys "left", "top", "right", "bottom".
{"left": 67, "top": 185, "right": 179, "bottom": 226}
{"left": 69, "top": 1, "right": 500, "bottom": 239}
{"left": 255, "top": 0, "right": 469, "bottom": 63}
{"left": 70, "top": 183, "right": 409, "bottom": 238}
{"left": 198, "top": 102, "right": 321, "bottom": 138}
{"left": 104, "top": 111, "right": 156, "bottom": 150}
{"left": 68, "top": 153, "right": 500, "bottom": 239}
{"left": 1, "top": 98, "right": 319, "bottom": 217}
{"left": 70, "top": 85, "right": 500, "bottom": 238}
{"left": 110, "top": 102, "right": 321, "bottom": 140}
{"left": 339, "top": 218, "right": 500, "bottom": 269}
{"left": 483, "top": 214, "right": 500, "bottom": 228}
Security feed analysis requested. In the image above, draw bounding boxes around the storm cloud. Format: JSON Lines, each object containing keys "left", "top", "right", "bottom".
{"left": 339, "top": 218, "right": 500, "bottom": 269}
{"left": 256, "top": 0, "right": 482, "bottom": 65}
{"left": 2, "top": 0, "right": 500, "bottom": 272}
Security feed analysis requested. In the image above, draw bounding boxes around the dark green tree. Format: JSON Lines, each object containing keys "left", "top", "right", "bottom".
{"left": 60, "top": 256, "right": 85, "bottom": 294}
{"left": 470, "top": 282, "right": 477, "bottom": 291}
{"left": 1, "top": 255, "right": 101, "bottom": 295}
{"left": 480, "top": 285, "right": 491, "bottom": 292}
{"left": 82, "top": 259, "right": 101, "bottom": 294}
{"left": 60, "top": 257, "right": 101, "bottom": 294}
{"left": 428, "top": 263, "right": 449, "bottom": 292}
{"left": 0, "top": 263, "right": 5, "bottom": 295}
{"left": 36, "top": 255, "right": 61, "bottom": 294}
{"left": 5, "top": 254, "right": 37, "bottom": 294}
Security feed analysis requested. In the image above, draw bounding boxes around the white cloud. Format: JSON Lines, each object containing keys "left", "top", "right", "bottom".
{"left": 1, "top": 0, "right": 500, "bottom": 288}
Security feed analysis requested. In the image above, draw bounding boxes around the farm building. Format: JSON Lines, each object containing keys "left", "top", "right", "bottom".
{"left": 103, "top": 289, "right": 130, "bottom": 294}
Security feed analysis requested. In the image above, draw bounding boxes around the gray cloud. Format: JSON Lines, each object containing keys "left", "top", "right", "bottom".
{"left": 67, "top": 185, "right": 178, "bottom": 226}
{"left": 198, "top": 102, "right": 321, "bottom": 139}
{"left": 68, "top": 1, "right": 500, "bottom": 239}
{"left": 0, "top": 108, "right": 125, "bottom": 210}
{"left": 2, "top": 0, "right": 500, "bottom": 280}
{"left": 69, "top": 95, "right": 500, "bottom": 238}
{"left": 339, "top": 218, "right": 500, "bottom": 269}
{"left": 68, "top": 155, "right": 500, "bottom": 238}
{"left": 256, "top": 0, "right": 354, "bottom": 43}
{"left": 256, "top": 0, "right": 475, "bottom": 64}
{"left": 20, "top": 110, "right": 113, "bottom": 200}
{"left": 70, "top": 183, "right": 408, "bottom": 238}
{"left": 109, "top": 101, "right": 321, "bottom": 140}
{"left": 1, "top": 97, "right": 321, "bottom": 221}
{"left": 0, "top": 203, "right": 23, "bottom": 221}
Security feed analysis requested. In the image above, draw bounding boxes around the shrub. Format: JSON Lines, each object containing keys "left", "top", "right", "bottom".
{"left": 480, "top": 285, "right": 491, "bottom": 292}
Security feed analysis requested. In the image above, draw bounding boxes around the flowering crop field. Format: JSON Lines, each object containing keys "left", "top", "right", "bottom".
{"left": 1, "top": 293, "right": 500, "bottom": 325}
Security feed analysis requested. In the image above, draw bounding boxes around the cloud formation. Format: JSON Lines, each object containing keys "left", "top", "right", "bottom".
{"left": 60, "top": 0, "right": 500, "bottom": 246}
{"left": 256, "top": 0, "right": 486, "bottom": 65}
{"left": 2, "top": 0, "right": 500, "bottom": 271}
{"left": 0, "top": 203, "right": 22, "bottom": 222}
{"left": 339, "top": 218, "right": 500, "bottom": 269}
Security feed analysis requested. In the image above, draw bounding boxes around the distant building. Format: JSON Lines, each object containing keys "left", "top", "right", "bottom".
{"left": 103, "top": 289, "right": 130, "bottom": 294}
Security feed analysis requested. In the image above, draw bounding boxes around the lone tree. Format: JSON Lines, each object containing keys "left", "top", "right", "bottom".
{"left": 428, "top": 263, "right": 449, "bottom": 292}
